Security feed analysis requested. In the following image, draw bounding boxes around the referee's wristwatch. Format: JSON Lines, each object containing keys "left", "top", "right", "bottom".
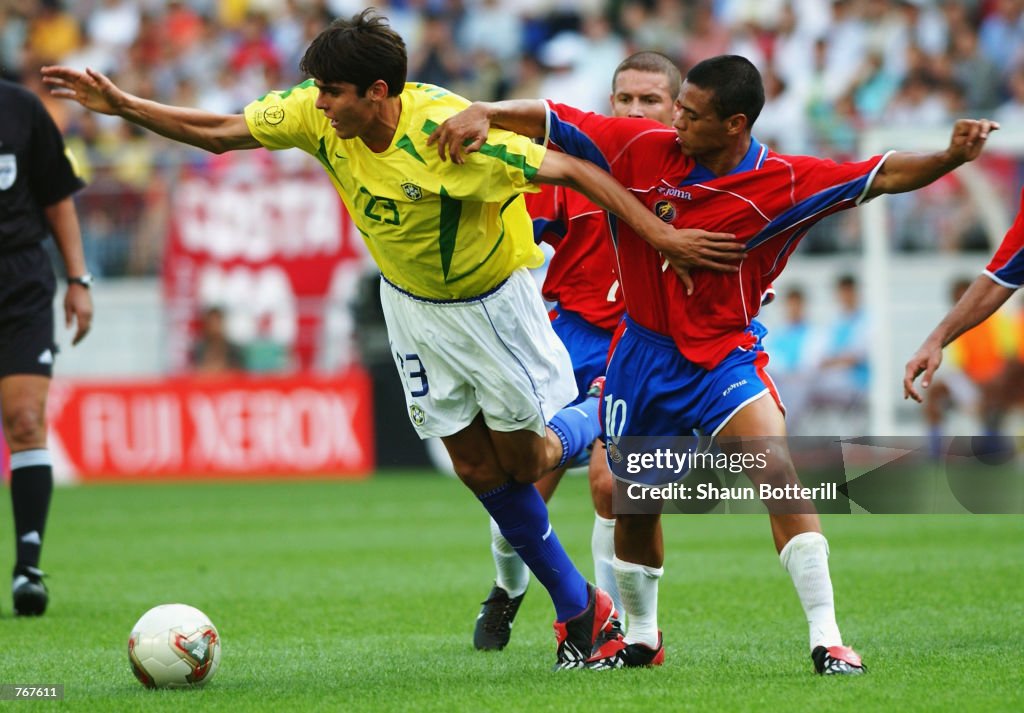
{"left": 68, "top": 273, "right": 94, "bottom": 288}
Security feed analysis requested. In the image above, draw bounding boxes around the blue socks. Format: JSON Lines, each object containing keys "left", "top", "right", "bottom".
{"left": 479, "top": 481, "right": 589, "bottom": 621}
{"left": 548, "top": 396, "right": 601, "bottom": 469}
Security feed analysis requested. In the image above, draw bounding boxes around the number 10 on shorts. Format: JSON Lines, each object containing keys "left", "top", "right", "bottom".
{"left": 396, "top": 352, "right": 430, "bottom": 397}
{"left": 605, "top": 394, "right": 626, "bottom": 440}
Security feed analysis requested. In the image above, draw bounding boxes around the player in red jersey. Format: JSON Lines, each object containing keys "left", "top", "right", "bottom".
{"left": 431, "top": 54, "right": 997, "bottom": 673}
{"left": 473, "top": 51, "right": 681, "bottom": 652}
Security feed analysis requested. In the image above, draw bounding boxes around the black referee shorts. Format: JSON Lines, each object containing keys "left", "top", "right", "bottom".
{"left": 0, "top": 243, "right": 57, "bottom": 378}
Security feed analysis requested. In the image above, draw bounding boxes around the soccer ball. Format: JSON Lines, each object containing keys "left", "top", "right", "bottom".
{"left": 128, "top": 603, "right": 221, "bottom": 689}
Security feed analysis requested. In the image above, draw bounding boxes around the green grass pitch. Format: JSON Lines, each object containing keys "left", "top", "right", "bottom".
{"left": 1, "top": 472, "right": 1021, "bottom": 712}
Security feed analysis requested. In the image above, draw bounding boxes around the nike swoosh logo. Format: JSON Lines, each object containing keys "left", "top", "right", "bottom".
{"left": 334, "top": 152, "right": 347, "bottom": 160}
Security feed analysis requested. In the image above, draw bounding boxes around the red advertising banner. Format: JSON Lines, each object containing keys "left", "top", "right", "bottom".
{"left": 162, "top": 151, "right": 370, "bottom": 372}
{"left": 38, "top": 371, "right": 374, "bottom": 481}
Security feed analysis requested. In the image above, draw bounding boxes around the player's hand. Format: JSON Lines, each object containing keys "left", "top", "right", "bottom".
{"left": 903, "top": 341, "right": 943, "bottom": 403}
{"left": 40, "top": 66, "right": 126, "bottom": 115}
{"left": 65, "top": 284, "right": 94, "bottom": 346}
{"left": 427, "top": 103, "right": 491, "bottom": 164}
{"left": 945, "top": 118, "right": 1000, "bottom": 164}
{"left": 657, "top": 228, "right": 744, "bottom": 294}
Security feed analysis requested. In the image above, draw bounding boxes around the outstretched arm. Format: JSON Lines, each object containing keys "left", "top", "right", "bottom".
{"left": 41, "top": 66, "right": 260, "bottom": 154}
{"left": 535, "top": 151, "right": 743, "bottom": 291}
{"left": 866, "top": 119, "right": 999, "bottom": 199}
{"left": 903, "top": 275, "right": 1016, "bottom": 402}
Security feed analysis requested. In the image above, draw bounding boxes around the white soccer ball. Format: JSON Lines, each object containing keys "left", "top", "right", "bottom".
{"left": 128, "top": 603, "right": 221, "bottom": 689}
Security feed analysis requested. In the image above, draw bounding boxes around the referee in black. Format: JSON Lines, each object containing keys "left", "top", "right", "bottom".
{"left": 1, "top": 78, "right": 93, "bottom": 616}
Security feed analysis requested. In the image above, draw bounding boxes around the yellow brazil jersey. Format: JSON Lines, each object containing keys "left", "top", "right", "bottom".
{"left": 244, "top": 80, "right": 546, "bottom": 300}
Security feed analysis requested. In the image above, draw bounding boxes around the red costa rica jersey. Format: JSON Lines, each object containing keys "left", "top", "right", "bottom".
{"left": 526, "top": 185, "right": 624, "bottom": 331}
{"left": 545, "top": 101, "right": 888, "bottom": 369}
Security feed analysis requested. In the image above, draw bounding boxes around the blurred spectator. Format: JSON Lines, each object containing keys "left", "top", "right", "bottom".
{"left": 229, "top": 12, "right": 282, "bottom": 79}
{"left": 459, "top": 0, "right": 523, "bottom": 66}
{"left": 806, "top": 273, "right": 871, "bottom": 426}
{"left": 25, "top": 0, "right": 80, "bottom": 67}
{"left": 408, "top": 11, "right": 463, "bottom": 89}
{"left": 978, "top": 0, "right": 1024, "bottom": 75}
{"left": 0, "top": 1, "right": 31, "bottom": 81}
{"left": 189, "top": 306, "right": 246, "bottom": 376}
{"left": 849, "top": 51, "right": 900, "bottom": 122}
{"left": 619, "top": 0, "right": 683, "bottom": 59}
{"left": 537, "top": 32, "right": 599, "bottom": 111}
{"left": 994, "top": 66, "right": 1024, "bottom": 123}
{"left": 86, "top": 0, "right": 140, "bottom": 53}
{"left": 882, "top": 69, "right": 949, "bottom": 127}
{"left": 681, "top": 1, "right": 731, "bottom": 70}
{"left": 766, "top": 286, "right": 822, "bottom": 433}
{"left": 769, "top": 2, "right": 817, "bottom": 93}
{"left": 949, "top": 21, "right": 1003, "bottom": 113}
{"left": 756, "top": 67, "right": 811, "bottom": 154}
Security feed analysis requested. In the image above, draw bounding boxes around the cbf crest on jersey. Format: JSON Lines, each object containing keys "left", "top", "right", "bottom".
{"left": 401, "top": 182, "right": 423, "bottom": 201}
{"left": 0, "top": 154, "right": 16, "bottom": 191}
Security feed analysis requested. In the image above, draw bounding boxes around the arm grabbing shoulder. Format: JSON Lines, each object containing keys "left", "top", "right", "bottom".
{"left": 428, "top": 99, "right": 547, "bottom": 163}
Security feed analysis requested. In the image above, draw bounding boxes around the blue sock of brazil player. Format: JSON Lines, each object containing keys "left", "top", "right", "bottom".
{"left": 479, "top": 481, "right": 589, "bottom": 621}
{"left": 10, "top": 449, "right": 53, "bottom": 571}
{"left": 548, "top": 396, "right": 601, "bottom": 469}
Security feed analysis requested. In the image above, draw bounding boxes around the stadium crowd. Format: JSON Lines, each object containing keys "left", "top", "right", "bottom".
{"left": 1, "top": 0, "right": 1023, "bottom": 274}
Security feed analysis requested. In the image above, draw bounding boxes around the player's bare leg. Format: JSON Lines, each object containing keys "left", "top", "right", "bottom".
{"left": 718, "top": 394, "right": 864, "bottom": 675}
{"left": 1, "top": 374, "right": 53, "bottom": 616}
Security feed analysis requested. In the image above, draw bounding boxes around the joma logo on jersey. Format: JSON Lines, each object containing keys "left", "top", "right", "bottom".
{"left": 402, "top": 182, "right": 423, "bottom": 201}
{"left": 722, "top": 380, "right": 748, "bottom": 397}
{"left": 654, "top": 200, "right": 676, "bottom": 222}
{"left": 656, "top": 186, "right": 691, "bottom": 200}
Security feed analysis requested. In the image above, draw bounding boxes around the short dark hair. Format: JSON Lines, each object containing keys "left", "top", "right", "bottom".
{"left": 685, "top": 55, "right": 764, "bottom": 127}
{"left": 612, "top": 51, "right": 682, "bottom": 97}
{"left": 836, "top": 273, "right": 858, "bottom": 290}
{"left": 300, "top": 9, "right": 407, "bottom": 97}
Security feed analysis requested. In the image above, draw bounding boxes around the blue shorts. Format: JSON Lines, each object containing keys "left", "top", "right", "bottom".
{"left": 550, "top": 306, "right": 614, "bottom": 406}
{"left": 602, "top": 317, "right": 781, "bottom": 440}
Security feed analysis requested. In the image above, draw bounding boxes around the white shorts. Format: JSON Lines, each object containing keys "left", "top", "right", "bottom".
{"left": 380, "top": 268, "right": 578, "bottom": 439}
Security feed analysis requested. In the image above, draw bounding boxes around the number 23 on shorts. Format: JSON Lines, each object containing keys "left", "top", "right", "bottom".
{"left": 396, "top": 351, "right": 429, "bottom": 397}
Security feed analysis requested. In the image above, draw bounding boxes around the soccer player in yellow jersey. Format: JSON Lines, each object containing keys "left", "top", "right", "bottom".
{"left": 41, "top": 10, "right": 742, "bottom": 669}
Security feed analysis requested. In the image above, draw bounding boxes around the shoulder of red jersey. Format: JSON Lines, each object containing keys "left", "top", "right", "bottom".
{"left": 544, "top": 101, "right": 680, "bottom": 173}
{"left": 985, "top": 187, "right": 1024, "bottom": 289}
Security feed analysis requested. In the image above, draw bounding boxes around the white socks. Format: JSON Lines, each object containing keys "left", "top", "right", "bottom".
{"left": 591, "top": 515, "right": 623, "bottom": 616}
{"left": 779, "top": 531, "right": 843, "bottom": 650}
{"left": 489, "top": 517, "right": 529, "bottom": 598}
{"left": 490, "top": 514, "right": 628, "bottom": 611}
{"left": 613, "top": 556, "right": 663, "bottom": 648}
